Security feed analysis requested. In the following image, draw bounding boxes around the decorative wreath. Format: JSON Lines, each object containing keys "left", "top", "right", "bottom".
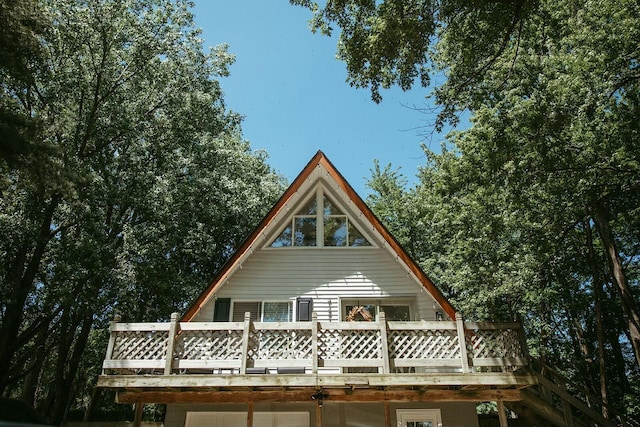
{"left": 346, "top": 306, "right": 373, "bottom": 322}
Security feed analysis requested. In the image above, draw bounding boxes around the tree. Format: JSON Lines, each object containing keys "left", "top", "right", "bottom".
{"left": 290, "top": 0, "right": 534, "bottom": 114}
{"left": 0, "top": 0, "right": 284, "bottom": 423}
{"left": 299, "top": 0, "right": 640, "bottom": 420}
{"left": 295, "top": 0, "right": 640, "bottom": 368}
{"left": 0, "top": 0, "right": 47, "bottom": 165}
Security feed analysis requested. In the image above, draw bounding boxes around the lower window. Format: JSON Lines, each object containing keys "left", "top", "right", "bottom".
{"left": 396, "top": 409, "right": 442, "bottom": 427}
{"left": 231, "top": 301, "right": 293, "bottom": 322}
{"left": 342, "top": 300, "right": 412, "bottom": 321}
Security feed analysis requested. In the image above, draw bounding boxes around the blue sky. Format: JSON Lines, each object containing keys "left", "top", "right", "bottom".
{"left": 191, "top": 1, "right": 451, "bottom": 196}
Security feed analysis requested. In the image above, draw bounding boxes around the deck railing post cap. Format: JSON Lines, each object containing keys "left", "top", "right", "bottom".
{"left": 171, "top": 312, "right": 179, "bottom": 321}
{"left": 113, "top": 314, "right": 121, "bottom": 322}
{"left": 455, "top": 312, "right": 464, "bottom": 320}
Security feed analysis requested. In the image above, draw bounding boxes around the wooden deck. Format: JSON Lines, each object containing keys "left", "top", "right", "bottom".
{"left": 97, "top": 312, "right": 536, "bottom": 403}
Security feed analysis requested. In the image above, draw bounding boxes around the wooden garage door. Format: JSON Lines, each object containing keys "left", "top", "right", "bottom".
{"left": 185, "top": 411, "right": 309, "bottom": 427}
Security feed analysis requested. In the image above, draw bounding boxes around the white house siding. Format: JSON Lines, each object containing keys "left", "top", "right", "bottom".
{"left": 192, "top": 247, "right": 444, "bottom": 323}
{"left": 165, "top": 402, "right": 479, "bottom": 427}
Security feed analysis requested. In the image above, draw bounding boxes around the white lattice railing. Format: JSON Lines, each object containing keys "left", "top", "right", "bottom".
{"left": 102, "top": 312, "right": 528, "bottom": 376}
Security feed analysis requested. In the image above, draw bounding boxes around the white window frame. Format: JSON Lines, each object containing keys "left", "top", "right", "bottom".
{"left": 261, "top": 300, "right": 293, "bottom": 322}
{"left": 268, "top": 186, "right": 374, "bottom": 248}
{"left": 396, "top": 409, "right": 442, "bottom": 427}
{"left": 231, "top": 300, "right": 262, "bottom": 322}
{"left": 231, "top": 300, "right": 294, "bottom": 323}
{"left": 340, "top": 298, "right": 414, "bottom": 321}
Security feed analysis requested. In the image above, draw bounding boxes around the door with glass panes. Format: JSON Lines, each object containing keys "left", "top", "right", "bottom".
{"left": 396, "top": 409, "right": 442, "bottom": 427}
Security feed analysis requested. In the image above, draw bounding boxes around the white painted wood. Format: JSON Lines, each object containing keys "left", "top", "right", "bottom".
{"left": 164, "top": 313, "right": 179, "bottom": 375}
{"left": 378, "top": 312, "right": 390, "bottom": 374}
{"left": 175, "top": 360, "right": 241, "bottom": 369}
{"left": 392, "top": 359, "right": 463, "bottom": 368}
{"left": 111, "top": 323, "right": 171, "bottom": 331}
{"left": 178, "top": 322, "right": 244, "bottom": 330}
{"left": 455, "top": 313, "right": 470, "bottom": 373}
{"left": 311, "top": 312, "right": 318, "bottom": 374}
{"left": 103, "top": 360, "right": 165, "bottom": 369}
{"left": 194, "top": 248, "right": 444, "bottom": 323}
{"left": 388, "top": 321, "right": 457, "bottom": 330}
{"left": 472, "top": 357, "right": 528, "bottom": 367}
{"left": 99, "top": 371, "right": 537, "bottom": 389}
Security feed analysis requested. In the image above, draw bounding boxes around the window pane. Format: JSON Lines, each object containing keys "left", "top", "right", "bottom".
{"left": 294, "top": 217, "right": 316, "bottom": 246}
{"left": 345, "top": 304, "right": 376, "bottom": 321}
{"left": 324, "top": 216, "right": 347, "bottom": 246}
{"left": 263, "top": 302, "right": 292, "bottom": 322}
{"left": 297, "top": 197, "right": 317, "bottom": 215}
{"left": 380, "top": 305, "right": 411, "bottom": 321}
{"left": 270, "top": 225, "right": 292, "bottom": 247}
{"left": 322, "top": 195, "right": 343, "bottom": 215}
{"left": 232, "top": 302, "right": 261, "bottom": 322}
{"left": 348, "top": 224, "right": 372, "bottom": 247}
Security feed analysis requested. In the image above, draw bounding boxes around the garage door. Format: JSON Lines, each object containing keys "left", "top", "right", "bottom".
{"left": 185, "top": 411, "right": 309, "bottom": 427}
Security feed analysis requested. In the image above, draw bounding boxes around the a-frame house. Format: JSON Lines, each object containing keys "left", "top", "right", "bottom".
{"left": 99, "top": 152, "right": 616, "bottom": 427}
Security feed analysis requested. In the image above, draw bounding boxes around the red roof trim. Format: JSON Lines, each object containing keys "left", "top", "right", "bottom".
{"left": 181, "top": 151, "right": 457, "bottom": 321}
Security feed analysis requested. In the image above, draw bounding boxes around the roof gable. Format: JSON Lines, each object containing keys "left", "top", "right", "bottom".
{"left": 182, "top": 151, "right": 457, "bottom": 321}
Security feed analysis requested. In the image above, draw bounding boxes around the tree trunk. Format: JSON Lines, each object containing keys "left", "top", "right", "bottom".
{"left": 0, "top": 195, "right": 60, "bottom": 393}
{"left": 45, "top": 308, "right": 94, "bottom": 425}
{"left": 592, "top": 202, "right": 640, "bottom": 368}
{"left": 584, "top": 220, "right": 609, "bottom": 418}
{"left": 83, "top": 386, "right": 99, "bottom": 422}
{"left": 21, "top": 327, "right": 48, "bottom": 406}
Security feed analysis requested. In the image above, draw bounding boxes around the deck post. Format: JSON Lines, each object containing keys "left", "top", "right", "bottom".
{"left": 456, "top": 312, "right": 471, "bottom": 373}
{"left": 132, "top": 401, "right": 143, "bottom": 427}
{"left": 497, "top": 400, "right": 508, "bottom": 427}
{"left": 247, "top": 401, "right": 254, "bottom": 427}
{"left": 315, "top": 399, "right": 322, "bottom": 427}
{"left": 559, "top": 381, "right": 576, "bottom": 427}
{"left": 241, "top": 312, "right": 252, "bottom": 374}
{"left": 516, "top": 315, "right": 530, "bottom": 367}
{"left": 103, "top": 314, "right": 120, "bottom": 374}
{"left": 384, "top": 401, "right": 391, "bottom": 427}
{"left": 312, "top": 312, "right": 318, "bottom": 374}
{"left": 164, "top": 312, "right": 179, "bottom": 375}
{"left": 378, "top": 312, "right": 390, "bottom": 374}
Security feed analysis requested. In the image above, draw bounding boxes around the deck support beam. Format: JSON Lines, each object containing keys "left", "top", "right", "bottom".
{"left": 116, "top": 388, "right": 523, "bottom": 404}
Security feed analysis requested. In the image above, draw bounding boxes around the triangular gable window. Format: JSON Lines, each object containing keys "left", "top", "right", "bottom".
{"left": 270, "top": 188, "right": 372, "bottom": 248}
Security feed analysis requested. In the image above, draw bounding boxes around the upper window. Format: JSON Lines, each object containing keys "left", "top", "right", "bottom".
{"left": 270, "top": 188, "right": 371, "bottom": 248}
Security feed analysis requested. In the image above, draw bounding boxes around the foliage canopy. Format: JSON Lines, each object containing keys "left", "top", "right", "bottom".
{"left": 295, "top": 0, "right": 640, "bottom": 420}
{"left": 0, "top": 0, "right": 284, "bottom": 422}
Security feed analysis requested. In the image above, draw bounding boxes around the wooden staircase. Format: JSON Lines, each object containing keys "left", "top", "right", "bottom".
{"left": 507, "top": 359, "right": 639, "bottom": 427}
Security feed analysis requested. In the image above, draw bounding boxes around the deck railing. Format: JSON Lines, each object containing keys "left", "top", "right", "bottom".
{"left": 102, "top": 312, "right": 528, "bottom": 376}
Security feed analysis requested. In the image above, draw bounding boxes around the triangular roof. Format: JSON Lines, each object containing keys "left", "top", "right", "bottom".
{"left": 182, "top": 150, "right": 457, "bottom": 321}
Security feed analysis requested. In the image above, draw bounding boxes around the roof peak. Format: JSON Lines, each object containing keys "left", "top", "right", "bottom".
{"left": 181, "top": 151, "right": 457, "bottom": 321}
